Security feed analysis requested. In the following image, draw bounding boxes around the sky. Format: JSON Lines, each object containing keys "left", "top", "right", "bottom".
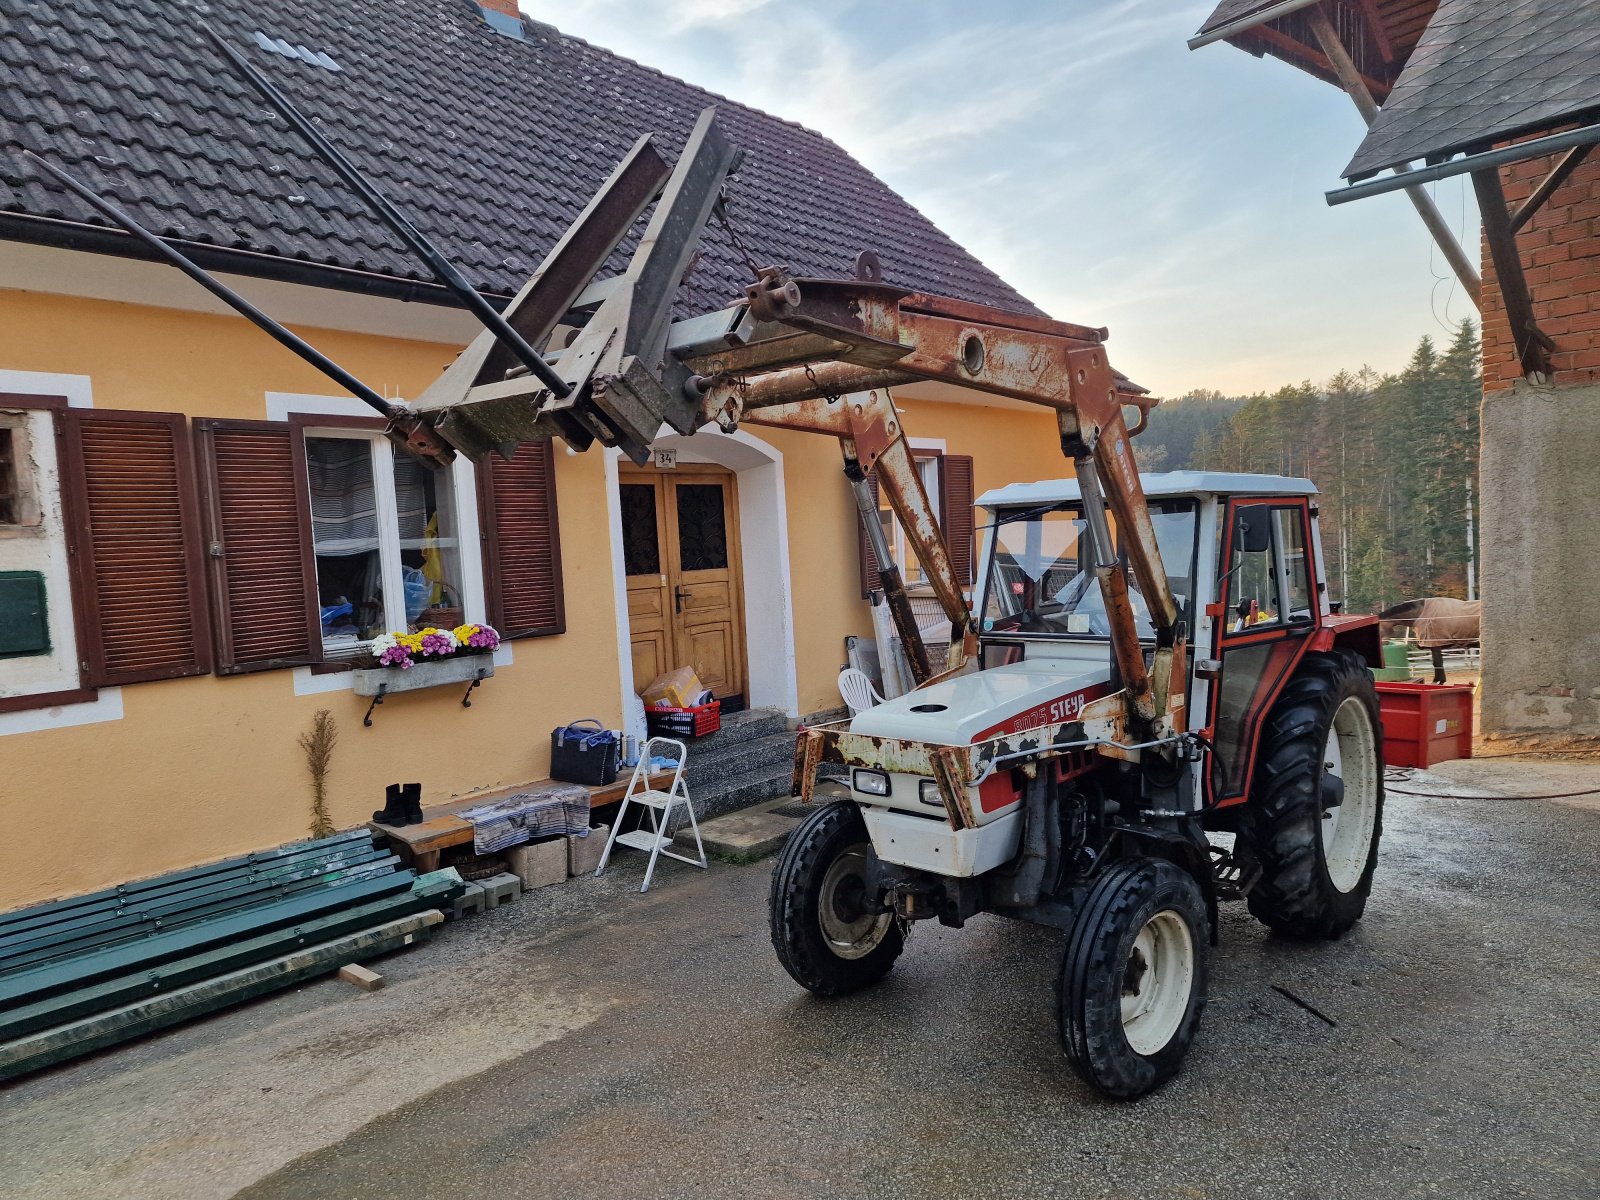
{"left": 518, "top": 0, "right": 1481, "bottom": 399}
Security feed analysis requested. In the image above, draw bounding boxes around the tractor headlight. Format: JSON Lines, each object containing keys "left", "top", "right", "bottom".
{"left": 852, "top": 769, "right": 890, "bottom": 796}
{"left": 918, "top": 778, "right": 942, "bottom": 807}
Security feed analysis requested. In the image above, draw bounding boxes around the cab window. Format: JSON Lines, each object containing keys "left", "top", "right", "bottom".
{"left": 1224, "top": 503, "right": 1312, "bottom": 634}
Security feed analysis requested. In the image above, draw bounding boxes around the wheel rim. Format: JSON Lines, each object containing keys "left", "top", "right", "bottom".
{"left": 1321, "top": 695, "right": 1380, "bottom": 893}
{"left": 1120, "top": 909, "right": 1194, "bottom": 1056}
{"left": 817, "top": 843, "right": 892, "bottom": 960}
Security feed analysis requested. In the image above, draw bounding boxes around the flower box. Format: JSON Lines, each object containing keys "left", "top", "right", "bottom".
{"left": 352, "top": 654, "right": 494, "bottom": 696}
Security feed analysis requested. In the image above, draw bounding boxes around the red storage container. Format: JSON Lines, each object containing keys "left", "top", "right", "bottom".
{"left": 1374, "top": 682, "right": 1474, "bottom": 768}
{"left": 646, "top": 699, "right": 722, "bottom": 739}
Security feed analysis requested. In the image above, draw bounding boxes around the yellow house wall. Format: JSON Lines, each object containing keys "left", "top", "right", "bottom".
{"left": 0, "top": 289, "right": 624, "bottom": 911}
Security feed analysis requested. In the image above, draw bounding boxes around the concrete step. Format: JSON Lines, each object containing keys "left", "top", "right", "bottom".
{"left": 696, "top": 799, "right": 804, "bottom": 863}
{"left": 661, "top": 706, "right": 787, "bottom": 755}
{"left": 684, "top": 732, "right": 796, "bottom": 790}
{"left": 691, "top": 761, "right": 794, "bottom": 820}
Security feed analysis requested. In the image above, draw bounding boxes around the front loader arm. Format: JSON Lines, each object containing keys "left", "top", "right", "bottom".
{"left": 683, "top": 272, "right": 1184, "bottom": 739}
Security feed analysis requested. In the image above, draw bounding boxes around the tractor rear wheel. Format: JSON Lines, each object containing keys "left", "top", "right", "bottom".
{"left": 1057, "top": 858, "right": 1209, "bottom": 1100}
{"left": 769, "top": 800, "right": 903, "bottom": 996}
{"left": 1245, "top": 649, "right": 1384, "bottom": 939}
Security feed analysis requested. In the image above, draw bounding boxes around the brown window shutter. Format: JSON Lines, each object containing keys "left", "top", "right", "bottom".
{"left": 478, "top": 440, "right": 565, "bottom": 638}
{"left": 939, "top": 454, "right": 976, "bottom": 586}
{"left": 194, "top": 419, "right": 321, "bottom": 673}
{"left": 57, "top": 409, "right": 211, "bottom": 685}
{"left": 856, "top": 470, "right": 882, "bottom": 599}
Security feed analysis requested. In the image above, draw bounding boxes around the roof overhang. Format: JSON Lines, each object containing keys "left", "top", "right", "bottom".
{"left": 1186, "top": 0, "right": 1321, "bottom": 50}
{"left": 1325, "top": 120, "right": 1600, "bottom": 205}
{"left": 979, "top": 471, "right": 1318, "bottom": 509}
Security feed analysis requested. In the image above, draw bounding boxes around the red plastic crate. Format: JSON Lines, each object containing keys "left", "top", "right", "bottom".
{"left": 646, "top": 699, "right": 722, "bottom": 739}
{"left": 1374, "top": 681, "right": 1474, "bottom": 768}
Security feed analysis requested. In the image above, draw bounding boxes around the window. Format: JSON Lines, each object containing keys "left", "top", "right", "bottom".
{"left": 1224, "top": 504, "right": 1313, "bottom": 634}
{"left": 876, "top": 456, "right": 942, "bottom": 585}
{"left": 0, "top": 427, "right": 17, "bottom": 525}
{"left": 197, "top": 415, "right": 562, "bottom": 673}
{"left": 305, "top": 431, "right": 464, "bottom": 656}
{"left": 858, "top": 452, "right": 977, "bottom": 596}
{"left": 981, "top": 501, "right": 1198, "bottom": 639}
{"left": 1275, "top": 507, "right": 1313, "bottom": 621}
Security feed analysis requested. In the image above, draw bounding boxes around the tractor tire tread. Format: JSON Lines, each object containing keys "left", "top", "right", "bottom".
{"left": 1244, "top": 649, "right": 1384, "bottom": 940}
{"left": 1058, "top": 857, "right": 1209, "bottom": 1100}
{"left": 769, "top": 800, "right": 903, "bottom": 997}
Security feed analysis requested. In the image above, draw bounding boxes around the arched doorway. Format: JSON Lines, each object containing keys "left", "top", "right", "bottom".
{"left": 605, "top": 429, "right": 799, "bottom": 717}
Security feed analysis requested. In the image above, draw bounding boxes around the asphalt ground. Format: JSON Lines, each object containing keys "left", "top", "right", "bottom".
{"left": 2, "top": 760, "right": 1596, "bottom": 1200}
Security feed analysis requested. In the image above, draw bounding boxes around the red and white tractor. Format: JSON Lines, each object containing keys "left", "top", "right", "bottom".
{"left": 780, "top": 470, "right": 1384, "bottom": 1098}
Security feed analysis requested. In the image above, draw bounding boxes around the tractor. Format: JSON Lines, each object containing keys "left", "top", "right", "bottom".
{"left": 781, "top": 471, "right": 1383, "bottom": 1098}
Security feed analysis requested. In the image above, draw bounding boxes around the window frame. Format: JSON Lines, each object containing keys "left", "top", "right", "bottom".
{"left": 878, "top": 453, "right": 943, "bottom": 586}
{"left": 294, "top": 414, "right": 483, "bottom": 657}
{"left": 1221, "top": 498, "right": 1316, "bottom": 641}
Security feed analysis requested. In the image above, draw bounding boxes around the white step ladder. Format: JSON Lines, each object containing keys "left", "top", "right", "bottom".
{"left": 595, "top": 737, "right": 707, "bottom": 892}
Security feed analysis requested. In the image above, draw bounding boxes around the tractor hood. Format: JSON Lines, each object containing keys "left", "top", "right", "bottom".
{"left": 850, "top": 654, "right": 1116, "bottom": 748}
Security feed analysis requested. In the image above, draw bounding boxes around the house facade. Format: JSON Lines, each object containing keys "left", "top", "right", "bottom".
{"left": 0, "top": 1, "right": 1081, "bottom": 909}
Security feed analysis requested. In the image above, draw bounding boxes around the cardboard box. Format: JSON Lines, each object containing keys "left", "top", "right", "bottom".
{"left": 641, "top": 666, "right": 706, "bottom": 711}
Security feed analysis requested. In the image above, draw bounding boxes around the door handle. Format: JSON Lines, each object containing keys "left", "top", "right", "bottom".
{"left": 674, "top": 584, "right": 692, "bottom": 614}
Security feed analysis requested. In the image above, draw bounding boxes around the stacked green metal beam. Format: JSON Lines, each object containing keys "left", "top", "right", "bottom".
{"left": 0, "top": 834, "right": 466, "bottom": 1081}
{"left": 0, "top": 833, "right": 388, "bottom": 970}
{"left": 0, "top": 911, "right": 447, "bottom": 1082}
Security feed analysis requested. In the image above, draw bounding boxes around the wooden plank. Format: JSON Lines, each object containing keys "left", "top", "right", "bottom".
{"left": 0, "top": 832, "right": 374, "bottom": 933}
{"left": 1473, "top": 168, "right": 1555, "bottom": 380}
{"left": 0, "top": 874, "right": 413, "bottom": 1008}
{"left": 337, "top": 964, "right": 384, "bottom": 992}
{"left": 0, "top": 912, "right": 442, "bottom": 1082}
{"left": 0, "top": 890, "right": 439, "bottom": 1040}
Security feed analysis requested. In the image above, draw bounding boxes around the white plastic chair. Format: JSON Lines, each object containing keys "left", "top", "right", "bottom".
{"left": 838, "top": 667, "right": 886, "bottom": 716}
{"left": 594, "top": 737, "right": 707, "bottom": 892}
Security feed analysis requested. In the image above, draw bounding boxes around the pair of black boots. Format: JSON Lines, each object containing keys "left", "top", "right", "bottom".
{"left": 373, "top": 782, "right": 423, "bottom": 826}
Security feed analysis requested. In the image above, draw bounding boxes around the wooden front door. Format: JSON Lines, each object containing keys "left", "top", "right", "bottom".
{"left": 620, "top": 468, "right": 746, "bottom": 704}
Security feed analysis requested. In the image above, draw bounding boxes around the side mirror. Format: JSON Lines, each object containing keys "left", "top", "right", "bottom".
{"left": 1234, "top": 511, "right": 1271, "bottom": 555}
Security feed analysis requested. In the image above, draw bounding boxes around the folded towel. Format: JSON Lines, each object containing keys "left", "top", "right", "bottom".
{"left": 462, "top": 783, "right": 592, "bottom": 854}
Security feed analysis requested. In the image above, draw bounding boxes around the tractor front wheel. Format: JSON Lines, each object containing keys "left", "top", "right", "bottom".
{"left": 1245, "top": 649, "right": 1385, "bottom": 939}
{"left": 1057, "top": 858, "right": 1209, "bottom": 1100}
{"left": 769, "top": 800, "right": 903, "bottom": 996}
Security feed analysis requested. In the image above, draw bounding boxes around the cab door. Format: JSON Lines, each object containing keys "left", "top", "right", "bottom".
{"left": 1206, "top": 498, "right": 1318, "bottom": 805}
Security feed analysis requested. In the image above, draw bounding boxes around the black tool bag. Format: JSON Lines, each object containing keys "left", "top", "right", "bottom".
{"left": 550, "top": 719, "right": 619, "bottom": 786}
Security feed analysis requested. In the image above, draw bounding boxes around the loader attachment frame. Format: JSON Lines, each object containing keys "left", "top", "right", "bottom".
{"left": 24, "top": 98, "right": 1184, "bottom": 750}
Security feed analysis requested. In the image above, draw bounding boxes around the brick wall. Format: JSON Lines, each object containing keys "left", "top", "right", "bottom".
{"left": 1481, "top": 148, "right": 1600, "bottom": 393}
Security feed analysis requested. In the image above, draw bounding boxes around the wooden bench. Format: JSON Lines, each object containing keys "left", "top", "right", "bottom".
{"left": 370, "top": 772, "right": 667, "bottom": 873}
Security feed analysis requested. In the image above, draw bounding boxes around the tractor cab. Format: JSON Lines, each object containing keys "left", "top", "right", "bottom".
{"left": 847, "top": 471, "right": 1343, "bottom": 819}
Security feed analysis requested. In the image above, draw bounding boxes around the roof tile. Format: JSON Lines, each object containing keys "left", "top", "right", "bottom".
{"left": 1344, "top": 0, "right": 1600, "bottom": 178}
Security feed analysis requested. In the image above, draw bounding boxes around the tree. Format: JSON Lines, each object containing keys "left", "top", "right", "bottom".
{"left": 1149, "top": 324, "right": 1481, "bottom": 612}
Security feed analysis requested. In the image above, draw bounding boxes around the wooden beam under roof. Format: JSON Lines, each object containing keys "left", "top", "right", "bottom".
{"left": 1473, "top": 167, "right": 1555, "bottom": 381}
{"left": 1304, "top": 3, "right": 1482, "bottom": 309}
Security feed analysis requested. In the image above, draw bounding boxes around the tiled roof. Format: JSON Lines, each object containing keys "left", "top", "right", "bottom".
{"left": 1343, "top": 0, "right": 1600, "bottom": 178}
{"left": 0, "top": 0, "right": 1040, "bottom": 317}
